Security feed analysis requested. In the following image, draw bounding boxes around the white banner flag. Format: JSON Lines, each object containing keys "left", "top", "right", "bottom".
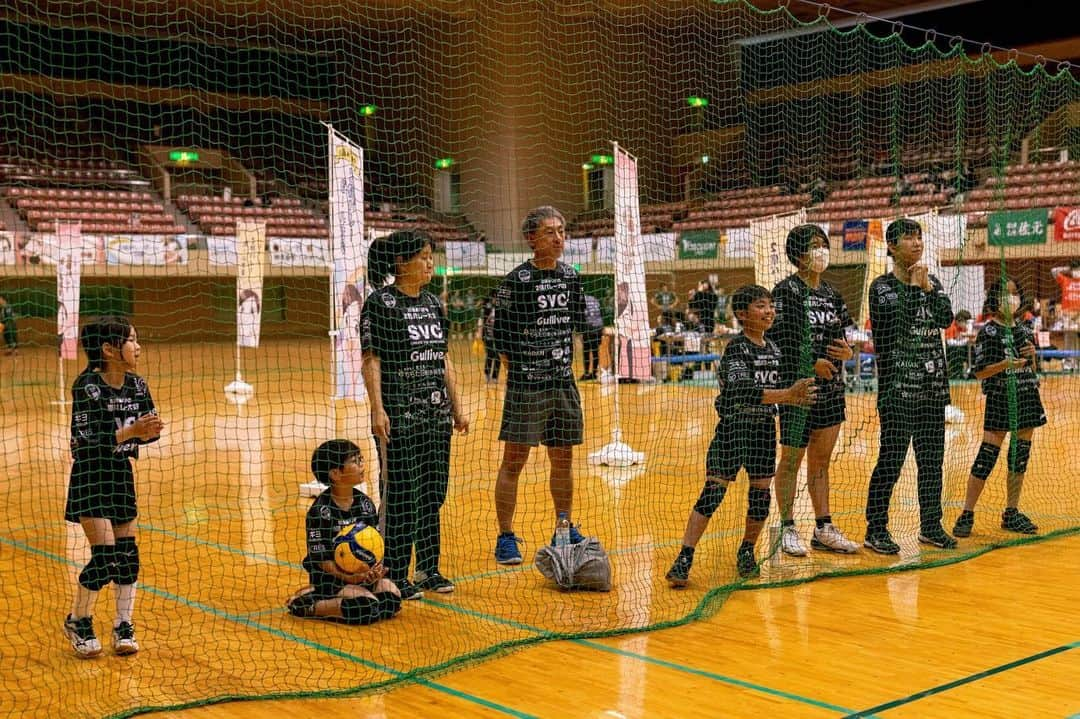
{"left": 751, "top": 211, "right": 807, "bottom": 292}
{"left": 613, "top": 145, "right": 652, "bottom": 381}
{"left": 859, "top": 219, "right": 889, "bottom": 329}
{"left": 329, "top": 127, "right": 369, "bottom": 401}
{"left": 236, "top": 220, "right": 266, "bottom": 348}
{"left": 56, "top": 223, "right": 82, "bottom": 360}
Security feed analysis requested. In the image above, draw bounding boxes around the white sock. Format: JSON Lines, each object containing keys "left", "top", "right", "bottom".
{"left": 71, "top": 586, "right": 99, "bottom": 619}
{"left": 115, "top": 583, "right": 136, "bottom": 626}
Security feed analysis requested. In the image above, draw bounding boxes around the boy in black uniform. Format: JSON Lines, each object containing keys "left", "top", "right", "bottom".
{"left": 953, "top": 276, "right": 1045, "bottom": 537}
{"left": 0, "top": 295, "right": 17, "bottom": 354}
{"left": 286, "top": 439, "right": 402, "bottom": 624}
{"left": 768, "top": 224, "right": 859, "bottom": 556}
{"left": 666, "top": 285, "right": 817, "bottom": 585}
{"left": 864, "top": 218, "right": 957, "bottom": 554}
{"left": 491, "top": 206, "right": 588, "bottom": 564}
{"left": 64, "top": 317, "right": 164, "bottom": 658}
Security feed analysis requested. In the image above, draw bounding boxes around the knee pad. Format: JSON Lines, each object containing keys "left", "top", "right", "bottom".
{"left": 375, "top": 591, "right": 402, "bottom": 620}
{"left": 747, "top": 486, "right": 771, "bottom": 522}
{"left": 692, "top": 480, "right": 728, "bottom": 518}
{"left": 970, "top": 442, "right": 1001, "bottom": 480}
{"left": 114, "top": 537, "right": 140, "bottom": 585}
{"left": 78, "top": 545, "right": 116, "bottom": 591}
{"left": 340, "top": 596, "right": 380, "bottom": 626}
{"left": 1007, "top": 439, "right": 1032, "bottom": 474}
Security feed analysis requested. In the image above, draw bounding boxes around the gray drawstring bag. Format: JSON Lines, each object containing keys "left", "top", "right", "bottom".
{"left": 534, "top": 537, "right": 612, "bottom": 591}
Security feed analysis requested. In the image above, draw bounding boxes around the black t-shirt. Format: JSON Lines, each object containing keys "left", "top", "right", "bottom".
{"left": 492, "top": 260, "right": 587, "bottom": 387}
{"left": 70, "top": 369, "right": 157, "bottom": 462}
{"left": 869, "top": 273, "right": 953, "bottom": 407}
{"left": 768, "top": 274, "right": 855, "bottom": 399}
{"left": 972, "top": 319, "right": 1040, "bottom": 399}
{"left": 302, "top": 488, "right": 379, "bottom": 574}
{"left": 714, "top": 334, "right": 784, "bottom": 420}
{"left": 360, "top": 285, "right": 451, "bottom": 422}
{"left": 689, "top": 289, "right": 717, "bottom": 323}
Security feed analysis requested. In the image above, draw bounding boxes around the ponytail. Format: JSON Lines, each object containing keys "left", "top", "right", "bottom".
{"left": 367, "top": 230, "right": 434, "bottom": 287}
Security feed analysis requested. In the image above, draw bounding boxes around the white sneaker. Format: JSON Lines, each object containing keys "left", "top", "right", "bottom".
{"left": 780, "top": 525, "right": 808, "bottom": 557}
{"left": 63, "top": 614, "right": 102, "bottom": 658}
{"left": 112, "top": 621, "right": 139, "bottom": 655}
{"left": 811, "top": 523, "right": 859, "bottom": 554}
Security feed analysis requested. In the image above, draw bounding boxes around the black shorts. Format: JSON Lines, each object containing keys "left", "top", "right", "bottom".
{"left": 779, "top": 391, "right": 846, "bottom": 449}
{"left": 706, "top": 414, "right": 777, "bottom": 480}
{"left": 309, "top": 570, "right": 346, "bottom": 599}
{"left": 983, "top": 388, "right": 1047, "bottom": 432}
{"left": 65, "top": 457, "right": 137, "bottom": 524}
{"left": 499, "top": 382, "right": 583, "bottom": 447}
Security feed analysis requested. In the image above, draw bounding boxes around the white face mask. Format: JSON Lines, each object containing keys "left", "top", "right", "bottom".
{"left": 809, "top": 247, "right": 830, "bottom": 273}
{"left": 1008, "top": 295, "right": 1021, "bottom": 313}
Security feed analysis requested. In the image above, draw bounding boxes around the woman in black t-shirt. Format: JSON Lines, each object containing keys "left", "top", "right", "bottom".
{"left": 361, "top": 231, "right": 469, "bottom": 600}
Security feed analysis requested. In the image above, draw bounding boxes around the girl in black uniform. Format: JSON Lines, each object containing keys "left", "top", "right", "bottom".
{"left": 361, "top": 230, "right": 469, "bottom": 600}
{"left": 63, "top": 317, "right": 164, "bottom": 658}
{"left": 953, "top": 277, "right": 1045, "bottom": 537}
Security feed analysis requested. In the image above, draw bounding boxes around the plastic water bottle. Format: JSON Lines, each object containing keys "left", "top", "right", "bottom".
{"left": 554, "top": 512, "right": 571, "bottom": 547}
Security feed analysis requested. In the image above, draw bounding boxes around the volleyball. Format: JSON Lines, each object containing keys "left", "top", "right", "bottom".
{"left": 333, "top": 522, "right": 384, "bottom": 574}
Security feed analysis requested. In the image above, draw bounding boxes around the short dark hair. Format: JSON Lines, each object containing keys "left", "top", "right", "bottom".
{"left": 984, "top": 275, "right": 1025, "bottom": 316}
{"left": 954, "top": 309, "right": 972, "bottom": 323}
{"left": 311, "top": 439, "right": 362, "bottom": 485}
{"left": 785, "top": 224, "right": 827, "bottom": 267}
{"left": 367, "top": 230, "right": 434, "bottom": 286}
{"left": 80, "top": 316, "right": 132, "bottom": 372}
{"left": 521, "top": 206, "right": 565, "bottom": 237}
{"left": 885, "top": 218, "right": 922, "bottom": 245}
{"left": 731, "top": 284, "right": 772, "bottom": 314}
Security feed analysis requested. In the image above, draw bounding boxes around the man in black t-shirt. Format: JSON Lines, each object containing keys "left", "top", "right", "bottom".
{"left": 491, "top": 206, "right": 588, "bottom": 565}
{"left": 864, "top": 218, "right": 957, "bottom": 554}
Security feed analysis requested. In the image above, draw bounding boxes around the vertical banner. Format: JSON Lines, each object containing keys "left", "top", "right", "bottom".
{"left": 751, "top": 211, "right": 807, "bottom": 292}
{"left": 329, "top": 127, "right": 368, "bottom": 401}
{"left": 859, "top": 219, "right": 888, "bottom": 329}
{"left": 236, "top": 220, "right": 266, "bottom": 349}
{"left": 56, "top": 223, "right": 83, "bottom": 360}
{"left": 613, "top": 145, "right": 652, "bottom": 381}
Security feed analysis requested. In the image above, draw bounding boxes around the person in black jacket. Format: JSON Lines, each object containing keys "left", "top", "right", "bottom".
{"left": 864, "top": 218, "right": 957, "bottom": 554}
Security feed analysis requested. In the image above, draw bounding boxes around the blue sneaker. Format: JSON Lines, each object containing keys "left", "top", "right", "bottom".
{"left": 494, "top": 532, "right": 524, "bottom": 565}
{"left": 550, "top": 524, "right": 586, "bottom": 546}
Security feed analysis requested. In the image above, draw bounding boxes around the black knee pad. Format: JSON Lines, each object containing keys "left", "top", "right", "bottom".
{"left": 78, "top": 544, "right": 116, "bottom": 591}
{"left": 747, "top": 486, "right": 771, "bottom": 522}
{"left": 692, "top": 480, "right": 728, "bottom": 518}
{"left": 1007, "top": 439, "right": 1032, "bottom": 474}
{"left": 375, "top": 591, "right": 401, "bottom": 620}
{"left": 970, "top": 441, "right": 1001, "bottom": 480}
{"left": 114, "top": 537, "right": 139, "bottom": 585}
{"left": 340, "top": 596, "right": 380, "bottom": 625}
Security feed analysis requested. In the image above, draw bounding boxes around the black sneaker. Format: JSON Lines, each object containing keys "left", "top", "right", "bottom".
{"left": 863, "top": 528, "right": 901, "bottom": 555}
{"left": 736, "top": 543, "right": 759, "bottom": 578}
{"left": 62, "top": 614, "right": 102, "bottom": 658}
{"left": 397, "top": 579, "right": 424, "bottom": 601}
{"left": 665, "top": 553, "right": 693, "bottom": 587}
{"left": 285, "top": 585, "right": 318, "bottom": 617}
{"left": 415, "top": 570, "right": 455, "bottom": 594}
{"left": 952, "top": 511, "right": 975, "bottom": 538}
{"left": 918, "top": 524, "right": 958, "bottom": 549}
{"left": 1001, "top": 510, "right": 1038, "bottom": 535}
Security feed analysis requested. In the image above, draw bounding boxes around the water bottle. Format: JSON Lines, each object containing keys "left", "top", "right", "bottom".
{"left": 554, "top": 512, "right": 571, "bottom": 547}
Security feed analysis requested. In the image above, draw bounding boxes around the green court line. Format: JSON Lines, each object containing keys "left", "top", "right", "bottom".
{"left": 0, "top": 534, "right": 536, "bottom": 719}
{"left": 841, "top": 642, "right": 1079, "bottom": 718}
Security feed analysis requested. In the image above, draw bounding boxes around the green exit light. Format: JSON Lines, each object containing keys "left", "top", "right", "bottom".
{"left": 358, "top": 104, "right": 377, "bottom": 117}
{"left": 168, "top": 150, "right": 199, "bottom": 163}
{"left": 686, "top": 96, "right": 709, "bottom": 108}
{"left": 573, "top": 263, "right": 581, "bottom": 271}
{"left": 434, "top": 265, "right": 461, "bottom": 276}
{"left": 434, "top": 157, "right": 455, "bottom": 170}
{"left": 590, "top": 154, "right": 613, "bottom": 166}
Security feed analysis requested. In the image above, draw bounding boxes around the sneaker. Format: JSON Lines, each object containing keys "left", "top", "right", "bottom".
{"left": 665, "top": 553, "right": 693, "bottom": 587}
{"left": 285, "top": 585, "right": 318, "bottom": 617}
{"left": 63, "top": 615, "right": 102, "bottom": 658}
{"left": 112, "top": 621, "right": 139, "bottom": 656}
{"left": 494, "top": 532, "right": 524, "bottom": 565}
{"left": 811, "top": 523, "right": 859, "bottom": 554}
{"left": 397, "top": 579, "right": 424, "bottom": 601}
{"left": 780, "top": 525, "right": 808, "bottom": 557}
{"left": 550, "top": 524, "right": 586, "bottom": 546}
{"left": 415, "top": 570, "right": 455, "bottom": 594}
{"left": 1001, "top": 510, "right": 1038, "bottom": 535}
{"left": 952, "top": 511, "right": 975, "bottom": 538}
{"left": 918, "top": 524, "right": 958, "bottom": 549}
{"left": 736, "top": 543, "right": 759, "bottom": 578}
{"left": 863, "top": 528, "right": 901, "bottom": 555}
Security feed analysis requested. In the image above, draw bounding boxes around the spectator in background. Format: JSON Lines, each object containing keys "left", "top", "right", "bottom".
{"left": 580, "top": 294, "right": 604, "bottom": 381}
{"left": 650, "top": 282, "right": 679, "bottom": 319}
{"left": 0, "top": 295, "right": 17, "bottom": 355}
{"left": 689, "top": 280, "right": 717, "bottom": 333}
{"left": 945, "top": 309, "right": 973, "bottom": 341}
{"left": 480, "top": 288, "right": 500, "bottom": 384}
{"left": 1051, "top": 261, "right": 1080, "bottom": 369}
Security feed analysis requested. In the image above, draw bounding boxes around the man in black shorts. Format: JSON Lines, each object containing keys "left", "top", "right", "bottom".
{"left": 491, "top": 206, "right": 588, "bottom": 564}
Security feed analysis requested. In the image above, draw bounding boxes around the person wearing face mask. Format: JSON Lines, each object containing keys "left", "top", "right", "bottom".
{"left": 953, "top": 277, "right": 1045, "bottom": 539}
{"left": 766, "top": 224, "right": 859, "bottom": 556}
